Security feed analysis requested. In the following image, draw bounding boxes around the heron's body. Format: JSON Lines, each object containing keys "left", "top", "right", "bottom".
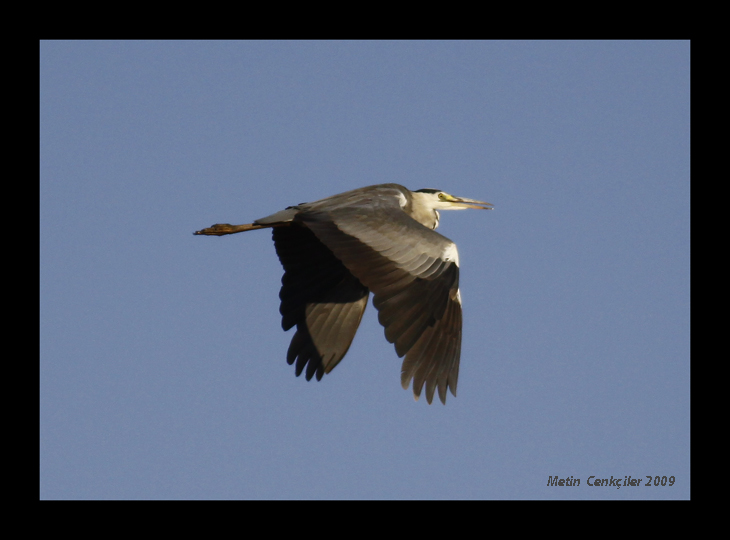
{"left": 195, "top": 183, "right": 492, "bottom": 404}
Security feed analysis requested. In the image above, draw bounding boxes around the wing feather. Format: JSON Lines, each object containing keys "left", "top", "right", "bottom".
{"left": 297, "top": 197, "right": 462, "bottom": 404}
{"left": 273, "top": 226, "right": 369, "bottom": 381}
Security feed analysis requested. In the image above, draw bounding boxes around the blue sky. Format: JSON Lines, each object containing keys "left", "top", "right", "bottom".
{"left": 40, "top": 40, "right": 689, "bottom": 499}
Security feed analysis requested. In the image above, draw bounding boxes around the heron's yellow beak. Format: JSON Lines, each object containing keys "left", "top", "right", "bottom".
{"left": 444, "top": 194, "right": 494, "bottom": 210}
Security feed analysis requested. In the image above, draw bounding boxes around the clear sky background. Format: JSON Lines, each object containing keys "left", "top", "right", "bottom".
{"left": 40, "top": 40, "right": 689, "bottom": 499}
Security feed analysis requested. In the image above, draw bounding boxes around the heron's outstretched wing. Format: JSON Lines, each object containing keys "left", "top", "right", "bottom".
{"left": 273, "top": 225, "right": 369, "bottom": 381}
{"left": 298, "top": 194, "right": 462, "bottom": 404}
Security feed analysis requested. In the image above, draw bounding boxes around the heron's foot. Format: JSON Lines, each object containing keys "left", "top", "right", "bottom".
{"left": 194, "top": 224, "right": 238, "bottom": 236}
{"left": 194, "top": 223, "right": 268, "bottom": 236}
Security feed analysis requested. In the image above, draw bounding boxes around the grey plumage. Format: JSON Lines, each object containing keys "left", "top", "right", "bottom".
{"left": 194, "top": 183, "right": 492, "bottom": 404}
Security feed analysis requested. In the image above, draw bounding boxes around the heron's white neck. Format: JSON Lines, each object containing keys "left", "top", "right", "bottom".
{"left": 410, "top": 192, "right": 441, "bottom": 229}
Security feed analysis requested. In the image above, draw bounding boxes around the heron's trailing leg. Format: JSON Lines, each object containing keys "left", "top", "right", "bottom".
{"left": 194, "top": 223, "right": 284, "bottom": 236}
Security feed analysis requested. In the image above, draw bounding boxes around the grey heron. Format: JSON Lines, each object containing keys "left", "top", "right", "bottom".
{"left": 194, "top": 183, "right": 492, "bottom": 404}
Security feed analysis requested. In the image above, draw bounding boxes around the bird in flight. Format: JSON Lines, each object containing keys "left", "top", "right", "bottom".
{"left": 195, "top": 183, "right": 492, "bottom": 404}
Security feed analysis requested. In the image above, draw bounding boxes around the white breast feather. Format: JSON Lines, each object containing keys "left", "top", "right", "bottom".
{"left": 442, "top": 243, "right": 462, "bottom": 304}
{"left": 442, "top": 242, "right": 460, "bottom": 267}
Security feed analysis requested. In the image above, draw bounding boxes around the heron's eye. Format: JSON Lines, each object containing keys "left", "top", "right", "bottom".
{"left": 438, "top": 193, "right": 446, "bottom": 200}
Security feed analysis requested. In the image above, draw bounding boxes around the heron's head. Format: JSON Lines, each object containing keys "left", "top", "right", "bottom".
{"left": 413, "top": 189, "right": 493, "bottom": 212}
